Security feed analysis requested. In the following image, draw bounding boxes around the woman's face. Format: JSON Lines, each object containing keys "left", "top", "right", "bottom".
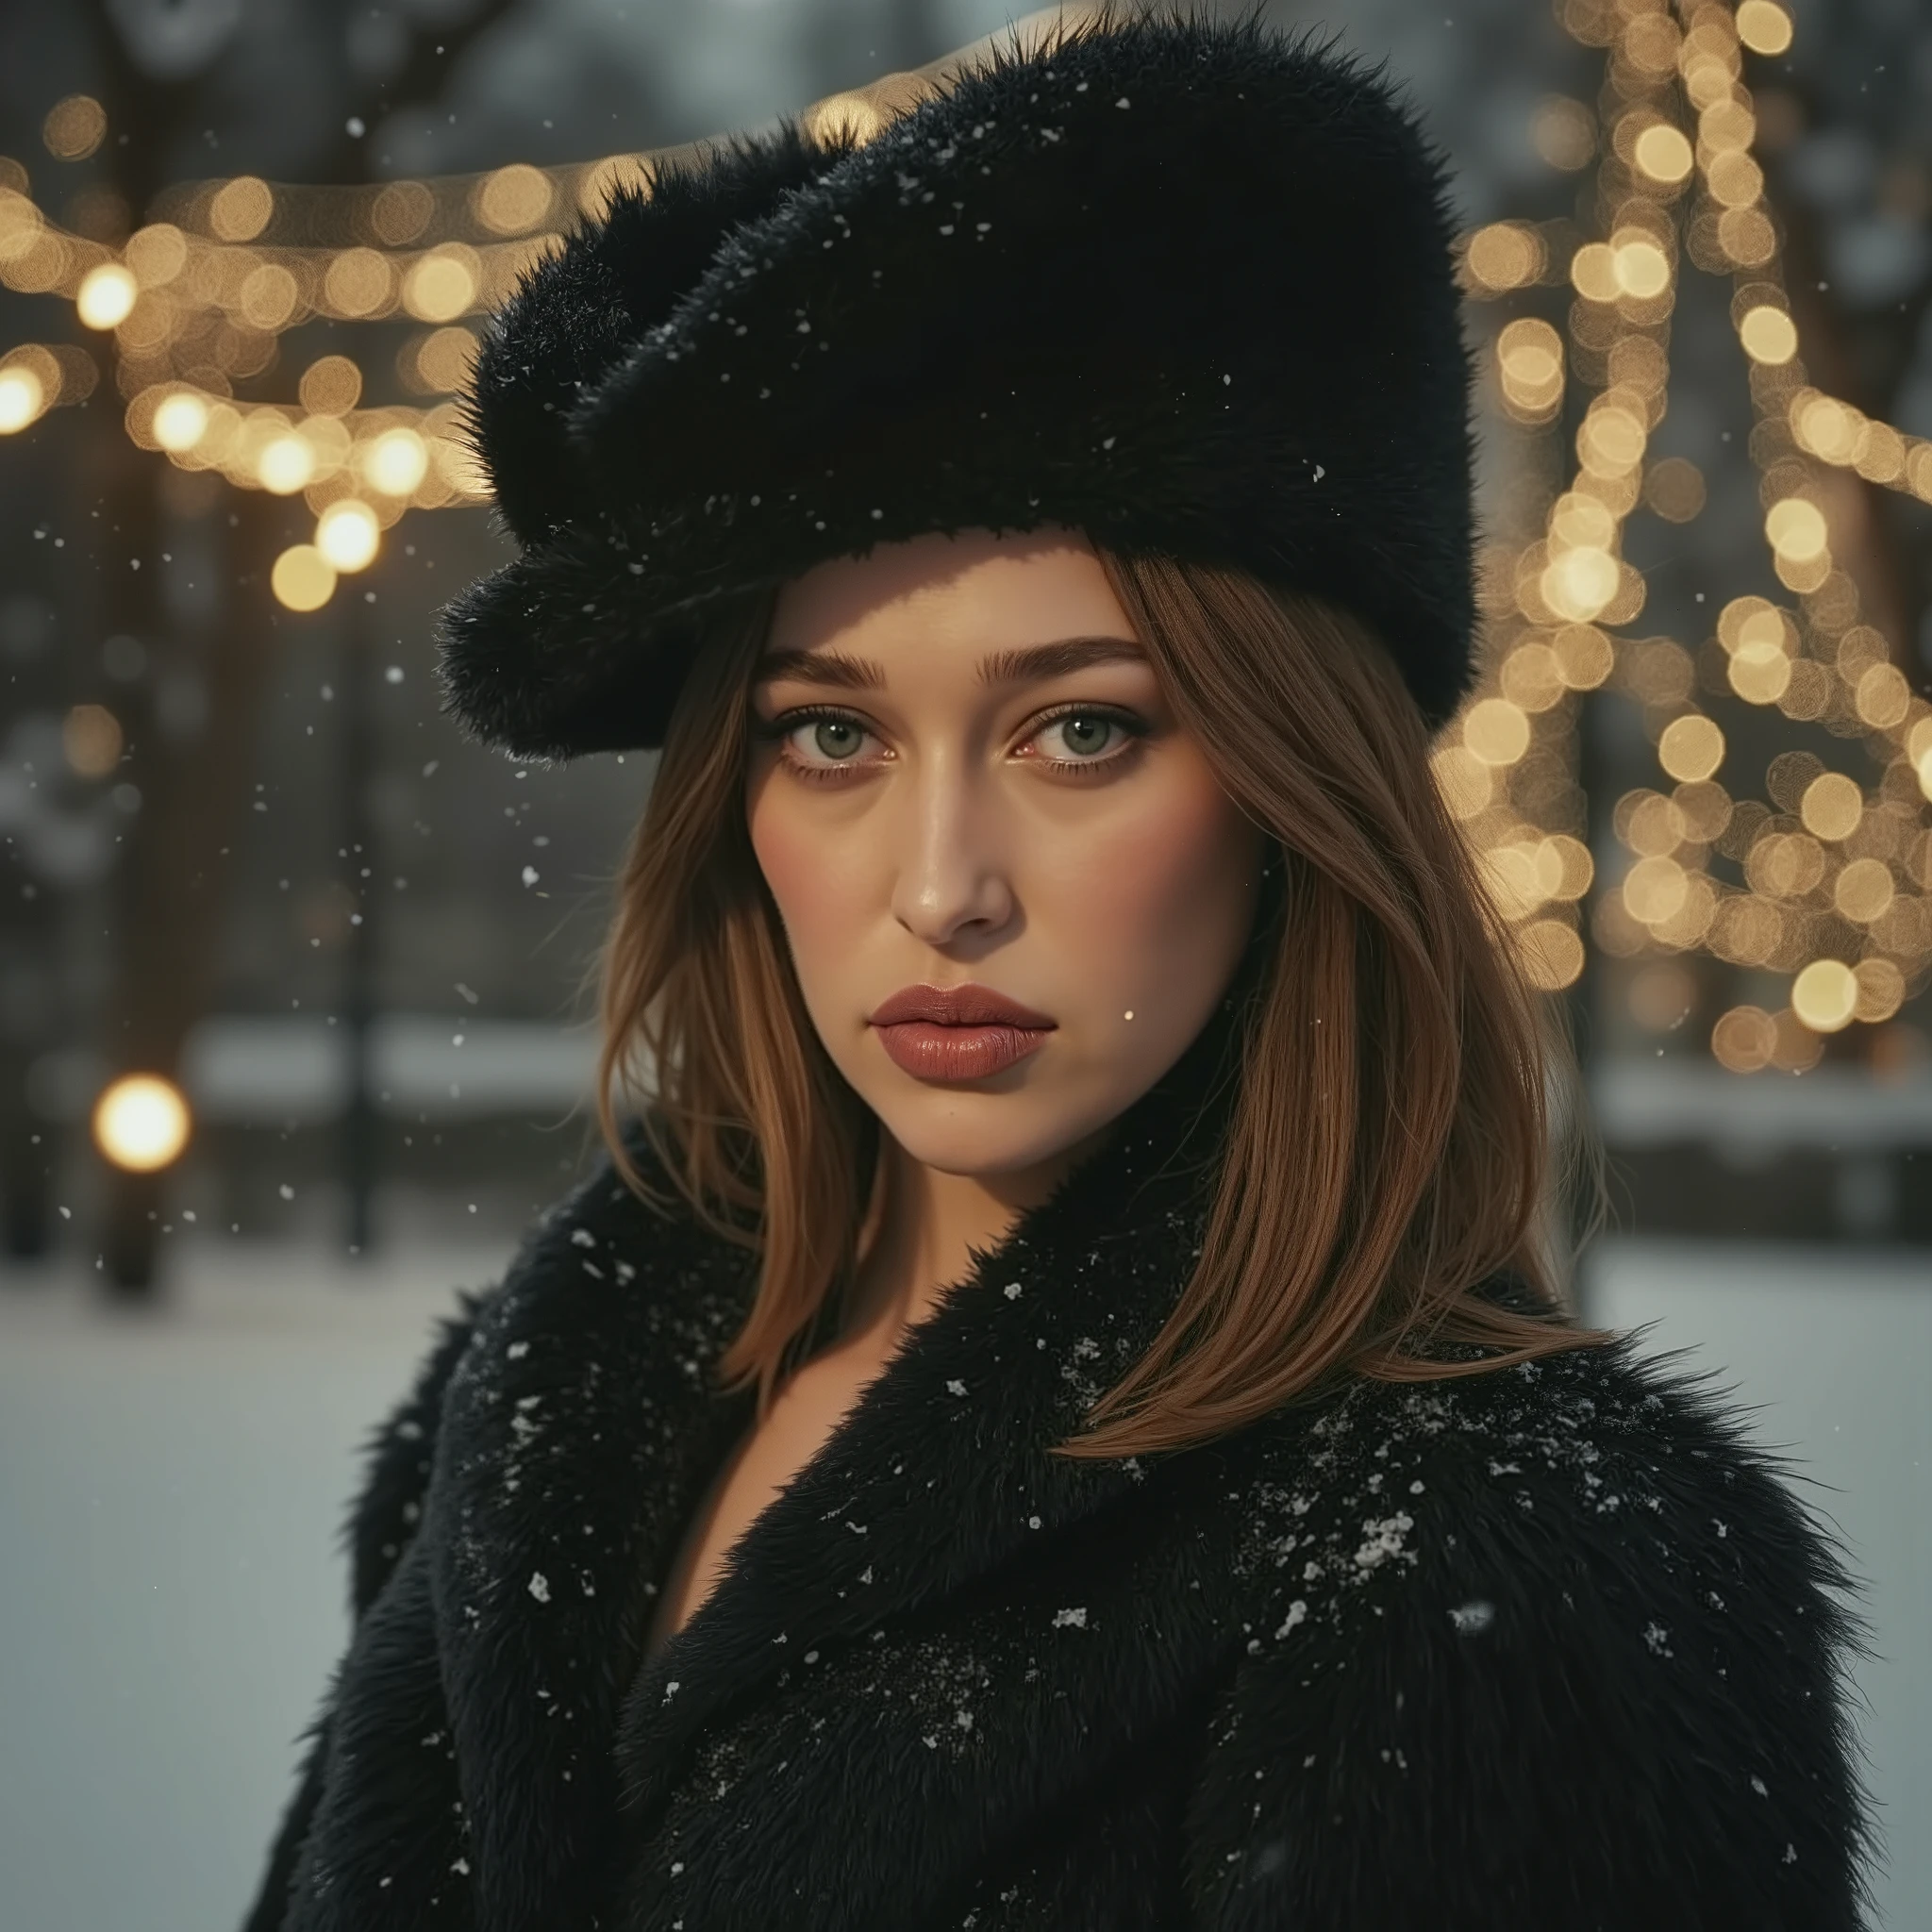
{"left": 746, "top": 527, "right": 1268, "bottom": 1183}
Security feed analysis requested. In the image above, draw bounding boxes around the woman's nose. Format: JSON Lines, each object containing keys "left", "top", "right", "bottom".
{"left": 889, "top": 789, "right": 1016, "bottom": 946}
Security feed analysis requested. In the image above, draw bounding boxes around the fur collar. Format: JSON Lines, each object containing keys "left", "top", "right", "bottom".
{"left": 423, "top": 994, "right": 1246, "bottom": 1928}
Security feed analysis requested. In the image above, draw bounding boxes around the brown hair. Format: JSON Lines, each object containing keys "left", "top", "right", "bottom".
{"left": 592, "top": 548, "right": 1610, "bottom": 1459}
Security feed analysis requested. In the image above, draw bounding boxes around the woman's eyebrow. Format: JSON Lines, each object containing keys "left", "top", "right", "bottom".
{"left": 752, "top": 636, "right": 1147, "bottom": 691}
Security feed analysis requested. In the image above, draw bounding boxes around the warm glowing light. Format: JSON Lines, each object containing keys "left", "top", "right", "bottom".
{"left": 1500, "top": 641, "right": 1566, "bottom": 711}
{"left": 1549, "top": 492, "right": 1614, "bottom": 549}
{"left": 371, "top": 179, "right": 435, "bottom": 246}
{"left": 1542, "top": 546, "right": 1618, "bottom": 621}
{"left": 1462, "top": 698, "right": 1531, "bottom": 768}
{"left": 1718, "top": 207, "right": 1775, "bottom": 266}
{"left": 1569, "top": 242, "right": 1621, "bottom": 303}
{"left": 316, "top": 499, "right": 381, "bottom": 573}
{"left": 76, "top": 263, "right": 138, "bottom": 330}
{"left": 92, "top": 1074, "right": 191, "bottom": 1173}
{"left": 299, "top": 356, "right": 363, "bottom": 416}
{"left": 1468, "top": 224, "right": 1545, "bottom": 291}
{"left": 1735, "top": 0, "right": 1794, "bottom": 56}
{"left": 1707, "top": 152, "right": 1766, "bottom": 209}
{"left": 1657, "top": 714, "right": 1724, "bottom": 783}
{"left": 475, "top": 163, "right": 555, "bottom": 235}
{"left": 1633, "top": 125, "right": 1694, "bottom": 185}
{"left": 1711, "top": 1006, "right": 1776, "bottom": 1074}
{"left": 1854, "top": 958, "right": 1905, "bottom": 1024}
{"left": 1622, "top": 791, "right": 1686, "bottom": 858}
{"left": 804, "top": 93, "right": 885, "bottom": 146}
{"left": 125, "top": 223, "right": 187, "bottom": 288}
{"left": 1738, "top": 305, "right": 1797, "bottom": 364}
{"left": 1790, "top": 959, "right": 1857, "bottom": 1034}
{"left": 325, "top": 249, "right": 392, "bottom": 317}
{"left": 1544, "top": 835, "right": 1594, "bottom": 900}
{"left": 152, "top": 391, "right": 210, "bottom": 452}
{"left": 1623, "top": 856, "right": 1689, "bottom": 925}
{"left": 403, "top": 248, "right": 480, "bottom": 323}
{"left": 62, "top": 703, "right": 123, "bottom": 777}
{"left": 1747, "top": 832, "right": 1825, "bottom": 898}
{"left": 409, "top": 325, "right": 478, "bottom": 395}
{"left": 1855, "top": 424, "right": 1906, "bottom": 485}
{"left": 1799, "top": 772, "right": 1862, "bottom": 842}
{"left": 257, "top": 433, "right": 316, "bottom": 494}
{"left": 1764, "top": 498, "right": 1827, "bottom": 562}
{"left": 0, "top": 365, "right": 44, "bottom": 433}
{"left": 43, "top": 93, "right": 108, "bottom": 160}
{"left": 577, "top": 154, "right": 655, "bottom": 217}
{"left": 363, "top": 427, "right": 429, "bottom": 496}
{"left": 1551, "top": 624, "right": 1613, "bottom": 690}
{"left": 1854, "top": 663, "right": 1908, "bottom": 729}
{"left": 239, "top": 261, "right": 300, "bottom": 331}
{"left": 1793, "top": 392, "right": 1859, "bottom": 463}
{"left": 1496, "top": 317, "right": 1563, "bottom": 419}
{"left": 1834, "top": 858, "right": 1893, "bottom": 925}
{"left": 209, "top": 175, "right": 275, "bottom": 242}
{"left": 272, "top": 544, "right": 338, "bottom": 612}
{"left": 1612, "top": 238, "right": 1671, "bottom": 299}
{"left": 1578, "top": 404, "right": 1647, "bottom": 475}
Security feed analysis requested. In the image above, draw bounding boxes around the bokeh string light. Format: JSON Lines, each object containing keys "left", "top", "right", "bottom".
{"left": 2, "top": 16, "right": 1927, "bottom": 1075}
{"left": 1456, "top": 0, "right": 1931, "bottom": 1073}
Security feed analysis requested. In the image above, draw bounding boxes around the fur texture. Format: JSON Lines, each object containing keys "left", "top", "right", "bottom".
{"left": 438, "top": 9, "right": 1481, "bottom": 762}
{"left": 242, "top": 1008, "right": 1877, "bottom": 1931}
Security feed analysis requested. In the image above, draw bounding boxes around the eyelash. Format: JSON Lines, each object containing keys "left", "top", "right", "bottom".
{"left": 753, "top": 702, "right": 1152, "bottom": 786}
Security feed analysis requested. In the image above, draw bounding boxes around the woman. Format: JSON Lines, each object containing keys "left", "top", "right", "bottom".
{"left": 244, "top": 9, "right": 1874, "bottom": 1929}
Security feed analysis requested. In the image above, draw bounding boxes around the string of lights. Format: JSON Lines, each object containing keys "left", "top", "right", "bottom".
{"left": 2, "top": 3, "right": 1927, "bottom": 1078}
{"left": 1453, "top": 0, "right": 1931, "bottom": 1069}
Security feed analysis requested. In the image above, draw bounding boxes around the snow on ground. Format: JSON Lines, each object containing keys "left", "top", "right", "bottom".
{"left": 0, "top": 1234, "right": 1924, "bottom": 1931}
{"left": 1585, "top": 1241, "right": 1930, "bottom": 1931}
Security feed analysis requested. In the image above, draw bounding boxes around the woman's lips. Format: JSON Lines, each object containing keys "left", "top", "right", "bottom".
{"left": 873, "top": 1021, "right": 1051, "bottom": 1081}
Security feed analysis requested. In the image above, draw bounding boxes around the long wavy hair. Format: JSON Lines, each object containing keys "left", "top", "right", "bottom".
{"left": 590, "top": 546, "right": 1610, "bottom": 1459}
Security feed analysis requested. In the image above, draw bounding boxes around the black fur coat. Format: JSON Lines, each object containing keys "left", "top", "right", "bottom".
{"left": 243, "top": 1045, "right": 1874, "bottom": 1931}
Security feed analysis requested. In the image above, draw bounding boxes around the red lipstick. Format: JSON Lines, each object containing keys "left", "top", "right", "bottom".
{"left": 869, "top": 983, "right": 1056, "bottom": 1082}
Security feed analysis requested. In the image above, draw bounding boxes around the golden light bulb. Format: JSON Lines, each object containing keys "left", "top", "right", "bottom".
{"left": 403, "top": 249, "right": 479, "bottom": 324}
{"left": 257, "top": 433, "right": 316, "bottom": 494}
{"left": 92, "top": 1073, "right": 192, "bottom": 1173}
{"left": 1764, "top": 498, "right": 1827, "bottom": 562}
{"left": 0, "top": 365, "right": 45, "bottom": 434}
{"left": 1739, "top": 305, "right": 1798, "bottom": 364}
{"left": 363, "top": 427, "right": 429, "bottom": 496}
{"left": 152, "top": 391, "right": 210, "bottom": 452}
{"left": 1657, "top": 714, "right": 1724, "bottom": 784}
{"left": 272, "top": 544, "right": 337, "bottom": 612}
{"left": 1633, "top": 125, "right": 1694, "bottom": 185}
{"left": 1542, "top": 546, "right": 1619, "bottom": 622}
{"left": 1790, "top": 959, "right": 1857, "bottom": 1034}
{"left": 1611, "top": 239, "right": 1671, "bottom": 299}
{"left": 1735, "top": 1, "right": 1794, "bottom": 56}
{"left": 1462, "top": 697, "right": 1531, "bottom": 768}
{"left": 76, "top": 262, "right": 138, "bottom": 330}
{"left": 316, "top": 499, "right": 381, "bottom": 573}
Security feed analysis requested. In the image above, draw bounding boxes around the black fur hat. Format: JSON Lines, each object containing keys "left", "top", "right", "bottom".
{"left": 439, "top": 7, "right": 1478, "bottom": 761}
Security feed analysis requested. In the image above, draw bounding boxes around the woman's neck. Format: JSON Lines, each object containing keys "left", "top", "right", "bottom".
{"left": 837, "top": 1118, "right": 1118, "bottom": 1354}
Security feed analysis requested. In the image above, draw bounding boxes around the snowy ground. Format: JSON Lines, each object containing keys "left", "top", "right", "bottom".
{"left": 0, "top": 1234, "right": 1924, "bottom": 1932}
